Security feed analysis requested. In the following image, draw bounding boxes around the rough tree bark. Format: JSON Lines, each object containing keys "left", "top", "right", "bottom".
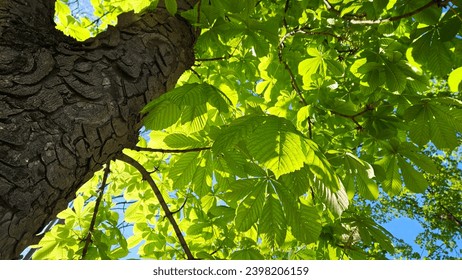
{"left": 0, "top": 0, "right": 198, "bottom": 259}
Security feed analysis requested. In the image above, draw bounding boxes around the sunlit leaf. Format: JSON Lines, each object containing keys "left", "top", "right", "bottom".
{"left": 234, "top": 180, "right": 265, "bottom": 232}
{"left": 448, "top": 67, "right": 462, "bottom": 92}
{"left": 259, "top": 193, "right": 287, "bottom": 247}
{"left": 344, "top": 152, "right": 379, "bottom": 200}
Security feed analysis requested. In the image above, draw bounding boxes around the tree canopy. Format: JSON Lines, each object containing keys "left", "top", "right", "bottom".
{"left": 25, "top": 0, "right": 462, "bottom": 260}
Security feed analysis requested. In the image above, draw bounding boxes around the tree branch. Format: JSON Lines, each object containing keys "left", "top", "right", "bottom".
{"left": 282, "top": 0, "right": 290, "bottom": 27}
{"left": 278, "top": 34, "right": 307, "bottom": 106}
{"left": 278, "top": 28, "right": 323, "bottom": 139}
{"left": 86, "top": 7, "right": 116, "bottom": 28}
{"left": 349, "top": 1, "right": 437, "bottom": 25}
{"left": 196, "top": 55, "right": 231, "bottom": 62}
{"left": 195, "top": 0, "right": 202, "bottom": 36}
{"left": 323, "top": 0, "right": 340, "bottom": 14}
{"left": 132, "top": 146, "right": 211, "bottom": 153}
{"left": 195, "top": 35, "right": 242, "bottom": 64}
{"left": 81, "top": 162, "right": 111, "bottom": 259}
{"left": 330, "top": 104, "right": 374, "bottom": 129}
{"left": 171, "top": 196, "right": 189, "bottom": 215}
{"left": 440, "top": 205, "right": 462, "bottom": 229}
{"left": 277, "top": 27, "right": 346, "bottom": 106}
{"left": 117, "top": 153, "right": 195, "bottom": 260}
{"left": 282, "top": 29, "right": 344, "bottom": 42}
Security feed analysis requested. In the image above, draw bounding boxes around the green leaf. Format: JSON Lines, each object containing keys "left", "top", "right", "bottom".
{"left": 273, "top": 182, "right": 300, "bottom": 227}
{"left": 214, "top": 115, "right": 341, "bottom": 182}
{"left": 142, "top": 100, "right": 181, "bottom": 131}
{"left": 163, "top": 133, "right": 208, "bottom": 149}
{"left": 246, "top": 116, "right": 308, "bottom": 178}
{"left": 167, "top": 152, "right": 201, "bottom": 188}
{"left": 311, "top": 175, "right": 349, "bottom": 217}
{"left": 165, "top": 0, "right": 177, "bottom": 15}
{"left": 124, "top": 201, "right": 146, "bottom": 223}
{"left": 325, "top": 59, "right": 344, "bottom": 76}
{"left": 412, "top": 28, "right": 453, "bottom": 77}
{"left": 344, "top": 152, "right": 379, "bottom": 200}
{"left": 298, "top": 48, "right": 325, "bottom": 88}
{"left": 398, "top": 143, "right": 438, "bottom": 174}
{"left": 230, "top": 248, "right": 264, "bottom": 260}
{"left": 211, "top": 115, "right": 259, "bottom": 154}
{"left": 234, "top": 180, "right": 265, "bottom": 232}
{"left": 406, "top": 102, "right": 460, "bottom": 150}
{"left": 191, "top": 151, "right": 213, "bottom": 196}
{"left": 291, "top": 204, "right": 322, "bottom": 244}
{"left": 411, "top": 4, "right": 440, "bottom": 25}
{"left": 142, "top": 83, "right": 231, "bottom": 132}
{"left": 178, "top": 105, "right": 208, "bottom": 132}
{"left": 439, "top": 15, "right": 462, "bottom": 42}
{"left": 448, "top": 67, "right": 462, "bottom": 93}
{"left": 259, "top": 193, "right": 287, "bottom": 247}
{"left": 398, "top": 157, "right": 428, "bottom": 193}
{"left": 186, "top": 221, "right": 209, "bottom": 235}
{"left": 383, "top": 60, "right": 407, "bottom": 92}
{"left": 344, "top": 215, "right": 395, "bottom": 254}
{"left": 377, "top": 155, "right": 402, "bottom": 196}
{"left": 304, "top": 140, "right": 342, "bottom": 193}
{"left": 224, "top": 179, "right": 258, "bottom": 208}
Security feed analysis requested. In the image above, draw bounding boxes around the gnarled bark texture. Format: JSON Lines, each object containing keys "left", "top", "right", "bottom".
{"left": 0, "top": 0, "right": 198, "bottom": 259}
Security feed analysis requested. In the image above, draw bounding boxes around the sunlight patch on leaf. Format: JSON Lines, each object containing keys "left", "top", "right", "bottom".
{"left": 448, "top": 67, "right": 462, "bottom": 93}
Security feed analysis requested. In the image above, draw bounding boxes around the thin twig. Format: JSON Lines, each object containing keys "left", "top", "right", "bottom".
{"left": 427, "top": 187, "right": 462, "bottom": 229}
{"left": 277, "top": 28, "right": 345, "bottom": 107}
{"left": 281, "top": 29, "right": 343, "bottom": 42}
{"left": 278, "top": 28, "right": 325, "bottom": 138}
{"left": 117, "top": 153, "right": 195, "bottom": 260}
{"left": 86, "top": 7, "right": 116, "bottom": 28}
{"left": 195, "top": 0, "right": 202, "bottom": 36}
{"left": 189, "top": 68, "right": 202, "bottom": 79}
{"left": 283, "top": 0, "right": 290, "bottom": 27}
{"left": 132, "top": 146, "right": 211, "bottom": 153}
{"left": 277, "top": 39, "right": 306, "bottom": 106}
{"left": 449, "top": 2, "right": 462, "bottom": 23}
{"left": 323, "top": 0, "right": 340, "bottom": 13}
{"left": 350, "top": 1, "right": 436, "bottom": 24}
{"left": 209, "top": 238, "right": 226, "bottom": 256}
{"left": 308, "top": 116, "right": 313, "bottom": 139}
{"left": 81, "top": 162, "right": 111, "bottom": 259}
{"left": 441, "top": 205, "right": 462, "bottom": 228}
{"left": 171, "top": 196, "right": 189, "bottom": 215}
{"left": 330, "top": 104, "right": 374, "bottom": 129}
{"left": 196, "top": 55, "right": 231, "bottom": 62}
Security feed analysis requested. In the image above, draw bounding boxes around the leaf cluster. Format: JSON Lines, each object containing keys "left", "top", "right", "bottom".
{"left": 31, "top": 0, "right": 462, "bottom": 260}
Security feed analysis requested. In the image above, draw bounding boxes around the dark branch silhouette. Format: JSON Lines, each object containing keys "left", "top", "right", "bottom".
{"left": 132, "top": 146, "right": 211, "bottom": 153}
{"left": 81, "top": 162, "right": 111, "bottom": 259}
{"left": 331, "top": 104, "right": 375, "bottom": 129}
{"left": 349, "top": 1, "right": 437, "bottom": 25}
{"left": 117, "top": 153, "right": 195, "bottom": 260}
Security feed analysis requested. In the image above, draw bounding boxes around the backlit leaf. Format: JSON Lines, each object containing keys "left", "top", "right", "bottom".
{"left": 398, "top": 157, "right": 428, "bottom": 193}
{"left": 234, "top": 180, "right": 265, "bottom": 232}
{"left": 259, "top": 193, "right": 287, "bottom": 247}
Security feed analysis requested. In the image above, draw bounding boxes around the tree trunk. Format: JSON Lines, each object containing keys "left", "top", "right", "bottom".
{"left": 0, "top": 0, "right": 197, "bottom": 259}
